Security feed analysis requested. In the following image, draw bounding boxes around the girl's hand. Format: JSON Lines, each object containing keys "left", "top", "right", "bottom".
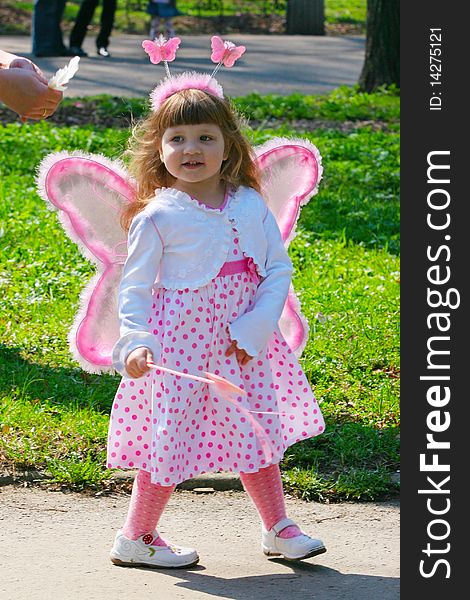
{"left": 125, "top": 347, "right": 154, "bottom": 378}
{"left": 225, "top": 340, "right": 253, "bottom": 366}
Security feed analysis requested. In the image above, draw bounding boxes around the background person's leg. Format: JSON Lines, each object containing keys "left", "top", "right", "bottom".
{"left": 164, "top": 18, "right": 175, "bottom": 38}
{"left": 32, "top": 0, "right": 67, "bottom": 56}
{"left": 70, "top": 0, "right": 99, "bottom": 49}
{"left": 149, "top": 16, "right": 160, "bottom": 39}
{"left": 96, "top": 0, "right": 117, "bottom": 50}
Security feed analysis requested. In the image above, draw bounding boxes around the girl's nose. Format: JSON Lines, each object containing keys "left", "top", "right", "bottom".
{"left": 184, "top": 138, "right": 200, "bottom": 153}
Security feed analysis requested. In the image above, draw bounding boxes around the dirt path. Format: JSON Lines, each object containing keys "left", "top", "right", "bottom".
{"left": 0, "top": 485, "right": 399, "bottom": 600}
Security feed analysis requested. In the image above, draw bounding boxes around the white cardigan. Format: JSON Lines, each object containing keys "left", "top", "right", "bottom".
{"left": 112, "top": 186, "right": 293, "bottom": 376}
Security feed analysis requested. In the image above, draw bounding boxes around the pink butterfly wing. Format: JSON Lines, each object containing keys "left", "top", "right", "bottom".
{"left": 142, "top": 39, "right": 163, "bottom": 64}
{"left": 164, "top": 37, "right": 181, "bottom": 61}
{"left": 254, "top": 138, "right": 322, "bottom": 356}
{"left": 223, "top": 45, "right": 246, "bottom": 67}
{"left": 279, "top": 286, "right": 312, "bottom": 357}
{"left": 37, "top": 152, "right": 136, "bottom": 372}
{"left": 255, "top": 138, "right": 322, "bottom": 245}
{"left": 210, "top": 35, "right": 226, "bottom": 63}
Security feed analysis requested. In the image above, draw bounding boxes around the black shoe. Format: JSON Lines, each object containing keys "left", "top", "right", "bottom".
{"left": 69, "top": 46, "right": 88, "bottom": 57}
{"left": 97, "top": 47, "right": 110, "bottom": 57}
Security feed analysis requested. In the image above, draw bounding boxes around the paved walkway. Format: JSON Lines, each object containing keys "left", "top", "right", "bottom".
{"left": 1, "top": 33, "right": 365, "bottom": 98}
{"left": 0, "top": 485, "right": 399, "bottom": 600}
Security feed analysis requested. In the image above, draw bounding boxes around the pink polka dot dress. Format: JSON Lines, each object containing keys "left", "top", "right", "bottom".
{"left": 107, "top": 223, "right": 325, "bottom": 486}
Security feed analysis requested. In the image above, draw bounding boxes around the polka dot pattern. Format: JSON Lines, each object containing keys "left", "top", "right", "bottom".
{"left": 107, "top": 232, "right": 325, "bottom": 485}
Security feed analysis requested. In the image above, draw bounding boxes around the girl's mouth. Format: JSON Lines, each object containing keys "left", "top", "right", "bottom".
{"left": 182, "top": 161, "right": 203, "bottom": 169}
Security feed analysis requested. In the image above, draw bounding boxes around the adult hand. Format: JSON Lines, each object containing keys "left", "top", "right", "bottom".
{"left": 9, "top": 57, "right": 48, "bottom": 85}
{"left": 125, "top": 347, "right": 154, "bottom": 378}
{"left": 0, "top": 64, "right": 63, "bottom": 121}
{"left": 225, "top": 339, "right": 253, "bottom": 366}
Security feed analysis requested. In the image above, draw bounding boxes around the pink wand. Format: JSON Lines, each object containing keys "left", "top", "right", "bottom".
{"left": 146, "top": 362, "right": 274, "bottom": 463}
{"left": 146, "top": 362, "right": 246, "bottom": 398}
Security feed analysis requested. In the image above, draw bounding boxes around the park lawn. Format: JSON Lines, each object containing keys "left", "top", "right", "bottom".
{"left": 0, "top": 88, "right": 399, "bottom": 501}
{"left": 59, "top": 84, "right": 400, "bottom": 125}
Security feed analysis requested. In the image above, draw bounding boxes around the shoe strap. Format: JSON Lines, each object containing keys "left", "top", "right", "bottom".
{"left": 271, "top": 517, "right": 297, "bottom": 536}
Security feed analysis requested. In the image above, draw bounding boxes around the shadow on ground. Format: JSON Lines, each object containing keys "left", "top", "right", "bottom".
{"left": 127, "top": 561, "right": 399, "bottom": 600}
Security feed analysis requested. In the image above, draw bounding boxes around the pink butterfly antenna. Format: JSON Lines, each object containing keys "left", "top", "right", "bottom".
{"left": 142, "top": 35, "right": 181, "bottom": 78}
{"left": 209, "top": 35, "right": 246, "bottom": 79}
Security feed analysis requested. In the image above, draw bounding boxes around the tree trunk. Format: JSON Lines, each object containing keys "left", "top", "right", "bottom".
{"left": 359, "top": 0, "right": 400, "bottom": 92}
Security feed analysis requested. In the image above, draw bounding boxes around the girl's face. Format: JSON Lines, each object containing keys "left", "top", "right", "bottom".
{"left": 160, "top": 123, "right": 228, "bottom": 190}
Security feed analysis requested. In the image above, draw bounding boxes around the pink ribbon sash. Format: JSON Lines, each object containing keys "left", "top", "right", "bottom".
{"left": 216, "top": 258, "right": 250, "bottom": 277}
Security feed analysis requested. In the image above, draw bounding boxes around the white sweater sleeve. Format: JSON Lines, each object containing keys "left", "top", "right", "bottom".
{"left": 228, "top": 207, "right": 293, "bottom": 357}
{"left": 112, "top": 211, "right": 163, "bottom": 376}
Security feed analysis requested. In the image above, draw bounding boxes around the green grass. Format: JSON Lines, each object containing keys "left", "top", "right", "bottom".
{"left": 0, "top": 87, "right": 399, "bottom": 500}
{"left": 237, "top": 86, "right": 400, "bottom": 122}
{"left": 324, "top": 0, "right": 366, "bottom": 26}
{"left": 60, "top": 85, "right": 399, "bottom": 125}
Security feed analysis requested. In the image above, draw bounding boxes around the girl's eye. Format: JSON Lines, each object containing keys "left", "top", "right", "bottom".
{"left": 171, "top": 136, "right": 183, "bottom": 142}
{"left": 200, "top": 135, "right": 212, "bottom": 142}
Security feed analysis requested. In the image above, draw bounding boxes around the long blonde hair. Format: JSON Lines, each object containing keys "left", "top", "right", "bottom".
{"left": 121, "top": 88, "right": 260, "bottom": 231}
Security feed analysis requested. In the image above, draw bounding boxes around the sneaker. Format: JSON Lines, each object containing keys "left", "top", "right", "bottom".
{"left": 262, "top": 518, "right": 326, "bottom": 561}
{"left": 69, "top": 46, "right": 88, "bottom": 57}
{"left": 110, "top": 530, "right": 199, "bottom": 568}
{"left": 97, "top": 47, "right": 110, "bottom": 57}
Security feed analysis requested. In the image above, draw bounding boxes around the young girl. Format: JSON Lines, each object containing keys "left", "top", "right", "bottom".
{"left": 102, "top": 51, "right": 326, "bottom": 568}
{"left": 146, "top": 0, "right": 180, "bottom": 39}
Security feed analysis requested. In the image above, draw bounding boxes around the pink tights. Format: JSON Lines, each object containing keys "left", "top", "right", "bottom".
{"left": 122, "top": 470, "right": 175, "bottom": 546}
{"left": 240, "top": 464, "right": 302, "bottom": 539}
{"left": 122, "top": 464, "right": 301, "bottom": 542}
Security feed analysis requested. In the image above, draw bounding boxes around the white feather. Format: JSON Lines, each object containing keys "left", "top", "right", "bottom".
{"left": 48, "top": 56, "right": 80, "bottom": 91}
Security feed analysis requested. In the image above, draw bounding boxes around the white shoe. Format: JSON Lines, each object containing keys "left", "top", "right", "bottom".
{"left": 110, "top": 530, "right": 199, "bottom": 568}
{"left": 97, "top": 46, "right": 110, "bottom": 57}
{"left": 262, "top": 518, "right": 326, "bottom": 561}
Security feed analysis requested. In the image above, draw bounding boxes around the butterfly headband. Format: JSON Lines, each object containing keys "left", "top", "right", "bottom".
{"left": 142, "top": 35, "right": 246, "bottom": 111}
